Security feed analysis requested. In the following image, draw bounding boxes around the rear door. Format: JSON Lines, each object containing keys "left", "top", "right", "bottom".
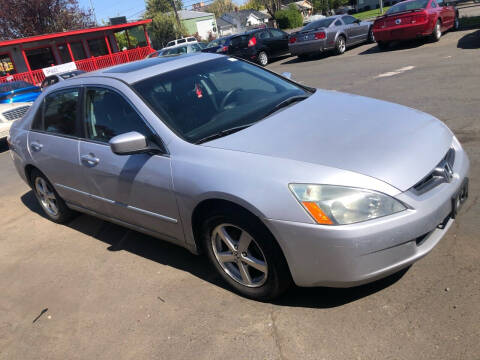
{"left": 269, "top": 29, "right": 289, "bottom": 55}
{"left": 78, "top": 85, "right": 184, "bottom": 243}
{"left": 256, "top": 30, "right": 276, "bottom": 55}
{"left": 28, "top": 87, "right": 92, "bottom": 208}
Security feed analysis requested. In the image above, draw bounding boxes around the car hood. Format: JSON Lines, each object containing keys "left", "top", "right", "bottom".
{"left": 205, "top": 89, "right": 453, "bottom": 192}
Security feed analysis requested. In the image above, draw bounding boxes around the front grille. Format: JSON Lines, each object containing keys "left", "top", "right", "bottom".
{"left": 413, "top": 148, "right": 455, "bottom": 195}
{"left": 2, "top": 105, "right": 31, "bottom": 121}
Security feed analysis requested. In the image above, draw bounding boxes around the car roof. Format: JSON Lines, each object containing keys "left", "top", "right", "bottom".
{"left": 75, "top": 52, "right": 220, "bottom": 84}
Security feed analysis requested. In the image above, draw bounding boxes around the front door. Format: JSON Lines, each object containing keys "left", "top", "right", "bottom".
{"left": 78, "top": 86, "right": 184, "bottom": 243}
{"left": 269, "top": 29, "right": 290, "bottom": 55}
{"left": 28, "top": 87, "right": 92, "bottom": 208}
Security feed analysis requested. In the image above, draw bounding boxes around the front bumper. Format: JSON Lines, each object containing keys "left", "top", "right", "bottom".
{"left": 265, "top": 147, "right": 470, "bottom": 287}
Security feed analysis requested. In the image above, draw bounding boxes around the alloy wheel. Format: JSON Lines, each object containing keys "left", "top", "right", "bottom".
{"left": 338, "top": 38, "right": 346, "bottom": 53}
{"left": 258, "top": 52, "right": 268, "bottom": 66}
{"left": 35, "top": 177, "right": 59, "bottom": 217}
{"left": 435, "top": 22, "right": 441, "bottom": 39}
{"left": 211, "top": 223, "right": 268, "bottom": 287}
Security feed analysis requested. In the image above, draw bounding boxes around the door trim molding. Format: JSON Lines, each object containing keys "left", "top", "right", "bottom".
{"left": 55, "top": 183, "right": 178, "bottom": 224}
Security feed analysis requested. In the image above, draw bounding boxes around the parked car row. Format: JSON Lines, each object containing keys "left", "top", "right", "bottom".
{"left": 187, "top": 0, "right": 459, "bottom": 64}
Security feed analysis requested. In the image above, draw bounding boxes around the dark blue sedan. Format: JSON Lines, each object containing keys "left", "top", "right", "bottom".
{"left": 0, "top": 81, "right": 41, "bottom": 104}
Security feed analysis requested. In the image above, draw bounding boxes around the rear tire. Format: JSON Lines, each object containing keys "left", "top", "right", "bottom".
{"left": 431, "top": 20, "right": 442, "bottom": 42}
{"left": 201, "top": 206, "right": 291, "bottom": 301}
{"left": 30, "top": 169, "right": 75, "bottom": 223}
{"left": 257, "top": 51, "right": 268, "bottom": 66}
{"left": 377, "top": 41, "right": 389, "bottom": 50}
{"left": 335, "top": 35, "right": 346, "bottom": 55}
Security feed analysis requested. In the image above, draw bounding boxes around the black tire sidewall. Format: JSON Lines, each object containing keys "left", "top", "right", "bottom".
{"left": 201, "top": 208, "right": 290, "bottom": 301}
{"left": 30, "top": 169, "right": 73, "bottom": 223}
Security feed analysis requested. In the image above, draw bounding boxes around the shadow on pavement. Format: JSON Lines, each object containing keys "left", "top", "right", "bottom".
{"left": 0, "top": 139, "right": 8, "bottom": 153}
{"left": 21, "top": 189, "right": 406, "bottom": 308}
{"left": 457, "top": 29, "right": 480, "bottom": 48}
{"left": 359, "top": 38, "right": 428, "bottom": 54}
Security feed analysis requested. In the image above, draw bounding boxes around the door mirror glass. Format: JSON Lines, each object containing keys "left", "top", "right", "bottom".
{"left": 109, "top": 131, "right": 148, "bottom": 155}
{"left": 282, "top": 72, "right": 292, "bottom": 79}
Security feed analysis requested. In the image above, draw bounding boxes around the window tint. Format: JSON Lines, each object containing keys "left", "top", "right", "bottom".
{"left": 302, "top": 18, "right": 335, "bottom": 30}
{"left": 342, "top": 16, "right": 357, "bottom": 25}
{"left": 258, "top": 31, "right": 271, "bottom": 39}
{"left": 270, "top": 29, "right": 285, "bottom": 38}
{"left": 188, "top": 44, "right": 202, "bottom": 53}
{"left": 231, "top": 35, "right": 248, "bottom": 47}
{"left": 166, "top": 41, "right": 175, "bottom": 47}
{"left": 335, "top": 19, "right": 343, "bottom": 26}
{"left": 431, "top": 1, "right": 437, "bottom": 7}
{"left": 436, "top": 0, "right": 444, "bottom": 5}
{"left": 84, "top": 88, "right": 153, "bottom": 143}
{"left": 43, "top": 89, "right": 79, "bottom": 136}
{"left": 386, "top": 0, "right": 429, "bottom": 14}
{"left": 31, "top": 102, "right": 44, "bottom": 130}
{"left": 177, "top": 38, "right": 186, "bottom": 44}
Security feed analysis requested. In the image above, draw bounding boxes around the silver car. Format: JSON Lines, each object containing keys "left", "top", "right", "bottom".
{"left": 289, "top": 15, "right": 374, "bottom": 58}
{"left": 8, "top": 53, "right": 469, "bottom": 300}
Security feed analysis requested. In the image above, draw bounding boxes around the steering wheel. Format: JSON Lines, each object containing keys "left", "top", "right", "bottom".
{"left": 220, "top": 88, "right": 243, "bottom": 109}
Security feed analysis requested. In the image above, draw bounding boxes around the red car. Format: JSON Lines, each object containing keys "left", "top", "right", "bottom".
{"left": 372, "top": 0, "right": 459, "bottom": 49}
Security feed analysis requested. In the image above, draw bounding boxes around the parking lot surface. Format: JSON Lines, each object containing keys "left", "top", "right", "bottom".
{"left": 1, "top": 26, "right": 479, "bottom": 360}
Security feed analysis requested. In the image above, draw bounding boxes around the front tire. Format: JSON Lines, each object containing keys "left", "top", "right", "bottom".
{"left": 431, "top": 20, "right": 442, "bottom": 42}
{"left": 201, "top": 207, "right": 291, "bottom": 300}
{"left": 335, "top": 35, "right": 346, "bottom": 55}
{"left": 257, "top": 51, "right": 268, "bottom": 66}
{"left": 30, "top": 169, "right": 75, "bottom": 223}
{"left": 368, "top": 28, "right": 375, "bottom": 43}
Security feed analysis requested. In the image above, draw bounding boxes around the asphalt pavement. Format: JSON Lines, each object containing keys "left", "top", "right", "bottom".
{"left": 0, "top": 27, "right": 479, "bottom": 360}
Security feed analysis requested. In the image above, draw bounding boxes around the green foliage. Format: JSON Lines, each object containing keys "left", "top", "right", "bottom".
{"left": 145, "top": 0, "right": 184, "bottom": 17}
{"left": 239, "top": 0, "right": 265, "bottom": 11}
{"left": 114, "top": 31, "right": 139, "bottom": 50}
{"left": 275, "top": 4, "right": 303, "bottom": 29}
{"left": 206, "top": 0, "right": 235, "bottom": 18}
{"left": 312, "top": 0, "right": 349, "bottom": 14}
{"left": 148, "top": 12, "right": 186, "bottom": 49}
{"left": 353, "top": 6, "right": 391, "bottom": 20}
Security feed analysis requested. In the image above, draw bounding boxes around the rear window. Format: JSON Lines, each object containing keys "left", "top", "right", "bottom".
{"left": 302, "top": 18, "right": 335, "bottom": 31}
{"left": 386, "top": 0, "right": 429, "bottom": 14}
{"left": 177, "top": 38, "right": 186, "bottom": 44}
{"left": 187, "top": 37, "right": 196, "bottom": 42}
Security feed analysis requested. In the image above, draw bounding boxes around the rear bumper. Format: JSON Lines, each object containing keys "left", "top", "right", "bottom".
{"left": 265, "top": 147, "right": 470, "bottom": 287}
{"left": 373, "top": 23, "right": 433, "bottom": 42}
{"left": 289, "top": 40, "right": 327, "bottom": 55}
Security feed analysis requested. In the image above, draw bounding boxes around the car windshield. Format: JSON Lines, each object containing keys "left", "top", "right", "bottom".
{"left": 133, "top": 57, "right": 310, "bottom": 143}
{"left": 386, "top": 0, "right": 429, "bottom": 14}
{"left": 207, "top": 37, "right": 229, "bottom": 47}
{"left": 302, "top": 18, "right": 335, "bottom": 31}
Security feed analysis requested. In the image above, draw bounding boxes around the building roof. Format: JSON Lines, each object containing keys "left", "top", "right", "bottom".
{"left": 220, "top": 9, "right": 270, "bottom": 27}
{"left": 216, "top": 17, "right": 235, "bottom": 29}
{"left": 0, "top": 19, "right": 152, "bottom": 48}
{"left": 178, "top": 10, "right": 214, "bottom": 20}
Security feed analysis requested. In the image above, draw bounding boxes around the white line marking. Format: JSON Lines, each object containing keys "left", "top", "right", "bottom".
{"left": 375, "top": 65, "right": 415, "bottom": 78}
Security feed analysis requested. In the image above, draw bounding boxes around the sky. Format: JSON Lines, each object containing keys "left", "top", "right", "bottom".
{"left": 78, "top": 0, "right": 245, "bottom": 24}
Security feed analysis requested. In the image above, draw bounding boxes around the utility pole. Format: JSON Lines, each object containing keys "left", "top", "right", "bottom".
{"left": 170, "top": 0, "right": 182, "bottom": 30}
{"left": 379, "top": 0, "right": 384, "bottom": 14}
{"left": 89, "top": 0, "right": 98, "bottom": 25}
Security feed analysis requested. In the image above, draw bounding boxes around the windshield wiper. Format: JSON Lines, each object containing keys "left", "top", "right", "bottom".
{"left": 195, "top": 123, "right": 254, "bottom": 144}
{"left": 263, "top": 95, "right": 310, "bottom": 118}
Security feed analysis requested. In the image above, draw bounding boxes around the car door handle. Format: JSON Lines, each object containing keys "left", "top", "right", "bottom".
{"left": 81, "top": 154, "right": 100, "bottom": 167}
{"left": 30, "top": 142, "right": 43, "bottom": 152}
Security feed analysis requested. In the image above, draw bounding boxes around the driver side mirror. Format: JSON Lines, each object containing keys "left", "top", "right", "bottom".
{"left": 354, "top": 19, "right": 361, "bottom": 24}
{"left": 109, "top": 131, "right": 150, "bottom": 155}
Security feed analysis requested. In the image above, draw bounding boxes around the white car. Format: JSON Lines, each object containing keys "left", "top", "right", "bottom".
{"left": 164, "top": 37, "right": 197, "bottom": 48}
{"left": 0, "top": 102, "right": 32, "bottom": 140}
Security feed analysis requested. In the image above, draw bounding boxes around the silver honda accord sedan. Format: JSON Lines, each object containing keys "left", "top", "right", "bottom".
{"left": 8, "top": 53, "right": 469, "bottom": 300}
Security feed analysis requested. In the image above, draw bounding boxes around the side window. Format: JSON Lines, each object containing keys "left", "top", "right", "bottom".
{"left": 342, "top": 16, "right": 357, "bottom": 25}
{"left": 270, "top": 29, "right": 285, "bottom": 38}
{"left": 31, "top": 102, "right": 44, "bottom": 130}
{"left": 188, "top": 44, "right": 202, "bottom": 53}
{"left": 335, "top": 19, "right": 343, "bottom": 26}
{"left": 431, "top": 1, "right": 437, "bottom": 7}
{"left": 258, "top": 31, "right": 271, "bottom": 39}
{"left": 436, "top": 0, "right": 444, "bottom": 5}
{"left": 43, "top": 89, "right": 80, "bottom": 136}
{"left": 84, "top": 88, "right": 153, "bottom": 143}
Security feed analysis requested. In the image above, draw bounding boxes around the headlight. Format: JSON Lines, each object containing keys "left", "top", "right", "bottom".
{"left": 289, "top": 184, "right": 406, "bottom": 225}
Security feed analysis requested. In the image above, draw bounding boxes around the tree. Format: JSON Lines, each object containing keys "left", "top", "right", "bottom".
{"left": 0, "top": 0, "right": 94, "bottom": 40}
{"left": 145, "top": 0, "right": 184, "bottom": 17}
{"left": 145, "top": 8, "right": 186, "bottom": 49}
{"left": 239, "top": 0, "right": 265, "bottom": 11}
{"left": 259, "top": 0, "right": 282, "bottom": 18}
{"left": 275, "top": 4, "right": 303, "bottom": 29}
{"left": 206, "top": 0, "right": 235, "bottom": 18}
